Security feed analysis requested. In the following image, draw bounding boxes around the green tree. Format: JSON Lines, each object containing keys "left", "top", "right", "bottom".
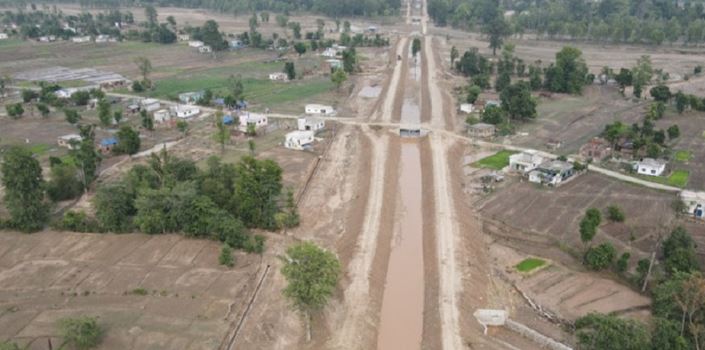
{"left": 281, "top": 241, "right": 340, "bottom": 340}
{"left": 663, "top": 226, "right": 699, "bottom": 275}
{"left": 71, "top": 91, "right": 91, "bottom": 106}
{"left": 113, "top": 110, "right": 123, "bottom": 124}
{"left": 97, "top": 98, "right": 111, "bottom": 126}
{"left": 580, "top": 208, "right": 601, "bottom": 246}
{"left": 575, "top": 313, "right": 650, "bottom": 350}
{"left": 651, "top": 85, "right": 672, "bottom": 102}
{"left": 529, "top": 65, "right": 542, "bottom": 90}
{"left": 21, "top": 89, "right": 37, "bottom": 103}
{"left": 115, "top": 125, "right": 141, "bottom": 155}
{"left": 6, "top": 103, "right": 24, "bottom": 119}
{"left": 484, "top": 16, "right": 511, "bottom": 55}
{"left": 141, "top": 110, "right": 154, "bottom": 131}
{"left": 213, "top": 112, "right": 229, "bottom": 154}
{"left": 73, "top": 125, "right": 101, "bottom": 192}
{"left": 668, "top": 125, "right": 680, "bottom": 139}
{"left": 584, "top": 243, "right": 616, "bottom": 270}
{"left": 144, "top": 5, "right": 157, "bottom": 27}
{"left": 176, "top": 120, "right": 189, "bottom": 137}
{"left": 294, "top": 42, "right": 307, "bottom": 56}
{"left": 1, "top": 146, "right": 48, "bottom": 232}
{"left": 134, "top": 56, "right": 152, "bottom": 87}
{"left": 289, "top": 22, "right": 302, "bottom": 39}
{"left": 550, "top": 46, "right": 589, "bottom": 94}
{"left": 607, "top": 205, "right": 625, "bottom": 222}
{"left": 411, "top": 37, "right": 421, "bottom": 57}
{"left": 94, "top": 183, "right": 135, "bottom": 232}
{"left": 331, "top": 68, "right": 347, "bottom": 90}
{"left": 219, "top": 244, "right": 234, "bottom": 267}
{"left": 227, "top": 75, "right": 245, "bottom": 101}
{"left": 450, "top": 45, "right": 459, "bottom": 66}
{"left": 632, "top": 55, "right": 653, "bottom": 98}
{"left": 284, "top": 62, "right": 296, "bottom": 80}
{"left": 500, "top": 81, "right": 537, "bottom": 121}
{"left": 58, "top": 316, "right": 103, "bottom": 350}
{"left": 201, "top": 20, "right": 227, "bottom": 51}
{"left": 652, "top": 318, "right": 689, "bottom": 350}
{"left": 47, "top": 163, "right": 83, "bottom": 202}
{"left": 675, "top": 91, "right": 688, "bottom": 113}
{"left": 616, "top": 252, "right": 630, "bottom": 272}
{"left": 233, "top": 156, "right": 283, "bottom": 229}
{"left": 466, "top": 85, "right": 481, "bottom": 104}
{"left": 342, "top": 48, "right": 357, "bottom": 73}
{"left": 480, "top": 105, "right": 506, "bottom": 125}
{"left": 36, "top": 102, "right": 50, "bottom": 118}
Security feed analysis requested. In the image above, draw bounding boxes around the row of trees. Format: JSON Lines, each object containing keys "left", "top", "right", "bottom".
{"left": 429, "top": 0, "right": 705, "bottom": 47}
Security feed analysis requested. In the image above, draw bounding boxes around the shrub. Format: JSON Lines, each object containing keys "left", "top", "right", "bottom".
{"left": 584, "top": 243, "right": 616, "bottom": 270}
{"left": 219, "top": 245, "right": 234, "bottom": 267}
{"left": 243, "top": 234, "right": 265, "bottom": 254}
{"left": 58, "top": 316, "right": 103, "bottom": 350}
{"left": 58, "top": 211, "right": 98, "bottom": 232}
{"left": 616, "top": 252, "right": 630, "bottom": 272}
{"left": 606, "top": 205, "right": 625, "bottom": 222}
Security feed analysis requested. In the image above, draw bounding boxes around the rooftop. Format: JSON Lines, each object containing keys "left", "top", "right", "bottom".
{"left": 637, "top": 158, "right": 666, "bottom": 168}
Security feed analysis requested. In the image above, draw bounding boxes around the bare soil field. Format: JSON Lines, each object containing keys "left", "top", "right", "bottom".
{"left": 0, "top": 231, "right": 262, "bottom": 349}
{"left": 656, "top": 111, "right": 705, "bottom": 191}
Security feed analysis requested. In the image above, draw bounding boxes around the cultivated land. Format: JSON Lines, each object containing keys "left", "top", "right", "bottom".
{"left": 3, "top": 0, "right": 705, "bottom": 349}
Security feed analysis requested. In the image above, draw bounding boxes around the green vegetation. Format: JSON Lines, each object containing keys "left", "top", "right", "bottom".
{"left": 219, "top": 245, "right": 235, "bottom": 267}
{"left": 583, "top": 243, "right": 616, "bottom": 271}
{"left": 674, "top": 150, "right": 693, "bottom": 162}
{"left": 58, "top": 316, "right": 103, "bottom": 350}
{"left": 579, "top": 207, "right": 601, "bottom": 247}
{"left": 515, "top": 258, "right": 546, "bottom": 272}
{"left": 575, "top": 313, "right": 650, "bottom": 350}
{"left": 1, "top": 146, "right": 49, "bottom": 232}
{"left": 131, "top": 288, "right": 149, "bottom": 296}
{"left": 472, "top": 150, "right": 516, "bottom": 170}
{"left": 639, "top": 170, "right": 689, "bottom": 188}
{"left": 606, "top": 205, "right": 625, "bottom": 223}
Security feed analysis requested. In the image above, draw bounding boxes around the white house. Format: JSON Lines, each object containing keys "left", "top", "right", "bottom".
{"left": 95, "top": 34, "right": 112, "bottom": 43}
{"left": 172, "top": 105, "right": 200, "bottom": 119}
{"left": 269, "top": 72, "right": 288, "bottom": 81}
{"left": 198, "top": 45, "right": 212, "bottom": 53}
{"left": 509, "top": 150, "right": 546, "bottom": 174}
{"left": 285, "top": 130, "right": 315, "bottom": 150}
{"left": 635, "top": 158, "right": 666, "bottom": 176}
{"left": 141, "top": 98, "right": 160, "bottom": 112}
{"left": 188, "top": 40, "right": 204, "bottom": 48}
{"left": 153, "top": 109, "right": 171, "bottom": 123}
{"left": 297, "top": 117, "right": 325, "bottom": 132}
{"left": 0, "top": 33, "right": 8, "bottom": 40}
{"left": 178, "top": 34, "right": 190, "bottom": 41}
{"left": 460, "top": 103, "right": 475, "bottom": 114}
{"left": 72, "top": 36, "right": 91, "bottom": 43}
{"left": 39, "top": 35, "right": 56, "bottom": 42}
{"left": 305, "top": 104, "right": 335, "bottom": 115}
{"left": 528, "top": 160, "right": 575, "bottom": 186}
{"left": 681, "top": 190, "right": 705, "bottom": 219}
{"left": 325, "top": 59, "right": 342, "bottom": 70}
{"left": 322, "top": 47, "right": 338, "bottom": 58}
{"left": 57, "top": 134, "right": 82, "bottom": 149}
{"left": 238, "top": 112, "right": 268, "bottom": 131}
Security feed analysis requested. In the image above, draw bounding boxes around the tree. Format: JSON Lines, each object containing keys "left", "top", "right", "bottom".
{"left": 113, "top": 110, "right": 123, "bottom": 125}
{"left": 233, "top": 156, "right": 283, "bottom": 229}
{"left": 579, "top": 208, "right": 601, "bottom": 246}
{"left": 668, "top": 125, "right": 680, "bottom": 139}
{"left": 115, "top": 125, "right": 140, "bottom": 155}
{"left": 58, "top": 316, "right": 103, "bottom": 350}
{"left": 21, "top": 89, "right": 37, "bottom": 103}
{"left": 652, "top": 318, "right": 689, "bottom": 350}
{"left": 651, "top": 85, "right": 672, "bottom": 102}
{"left": 466, "top": 85, "right": 481, "bottom": 104}
{"left": 219, "top": 244, "right": 234, "bottom": 267}
{"left": 201, "top": 20, "right": 227, "bottom": 51}
{"left": 616, "top": 252, "right": 630, "bottom": 272}
{"left": 94, "top": 183, "right": 134, "bottom": 232}
{"left": 227, "top": 75, "right": 245, "bottom": 101}
{"left": 411, "top": 37, "right": 421, "bottom": 57}
{"left": 134, "top": 56, "right": 152, "bottom": 87}
{"left": 176, "top": 120, "right": 189, "bottom": 138}
{"left": 47, "top": 163, "right": 83, "bottom": 202}
{"left": 281, "top": 241, "right": 340, "bottom": 340}
{"left": 529, "top": 65, "right": 542, "bottom": 90}
{"left": 675, "top": 91, "right": 688, "bottom": 113}
{"left": 36, "top": 102, "right": 49, "bottom": 118}
{"left": 450, "top": 46, "right": 459, "bottom": 66}
{"left": 494, "top": 69, "right": 510, "bottom": 92}
{"left": 166, "top": 15, "right": 176, "bottom": 27}
{"left": 584, "top": 243, "right": 616, "bottom": 270}
{"left": 500, "top": 81, "right": 536, "bottom": 121}
{"left": 549, "top": 46, "right": 589, "bottom": 94}
{"left": 289, "top": 22, "right": 302, "bottom": 39}
{"left": 276, "top": 14, "right": 288, "bottom": 28}
{"left": 72, "top": 125, "right": 101, "bottom": 192}
{"left": 294, "top": 42, "right": 307, "bottom": 56}
{"left": 64, "top": 109, "right": 81, "bottom": 124}
{"left": 633, "top": 55, "right": 654, "bottom": 98}
{"left": 607, "top": 205, "right": 625, "bottom": 222}
{"left": 144, "top": 5, "right": 158, "bottom": 27}
{"left": 141, "top": 110, "right": 154, "bottom": 131}
{"left": 663, "top": 226, "right": 699, "bottom": 275}
{"left": 1, "top": 146, "right": 48, "bottom": 232}
{"left": 6, "top": 103, "right": 24, "bottom": 119}
{"left": 575, "top": 313, "right": 650, "bottom": 350}
{"left": 615, "top": 68, "right": 633, "bottom": 94}
{"left": 331, "top": 68, "right": 347, "bottom": 90}
{"left": 71, "top": 91, "right": 91, "bottom": 106}
{"left": 213, "top": 112, "right": 229, "bottom": 154}
{"left": 284, "top": 62, "right": 296, "bottom": 80}
{"left": 480, "top": 105, "right": 506, "bottom": 125}
{"left": 484, "top": 16, "right": 511, "bottom": 55}
{"left": 342, "top": 48, "right": 356, "bottom": 73}
{"left": 97, "top": 98, "right": 111, "bottom": 126}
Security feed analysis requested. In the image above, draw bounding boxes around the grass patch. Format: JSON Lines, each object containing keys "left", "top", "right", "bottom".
{"left": 130, "top": 288, "right": 148, "bottom": 296}
{"left": 675, "top": 150, "right": 693, "bottom": 162}
{"left": 638, "top": 170, "right": 690, "bottom": 188}
{"left": 472, "top": 150, "right": 516, "bottom": 170}
{"left": 27, "top": 143, "right": 51, "bottom": 155}
{"left": 516, "top": 258, "right": 546, "bottom": 272}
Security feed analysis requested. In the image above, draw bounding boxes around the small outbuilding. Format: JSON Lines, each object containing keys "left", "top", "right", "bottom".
{"left": 172, "top": 105, "right": 200, "bottom": 119}
{"left": 467, "top": 123, "right": 495, "bottom": 138}
{"left": 528, "top": 160, "right": 575, "bottom": 186}
{"left": 99, "top": 137, "right": 118, "bottom": 152}
{"left": 579, "top": 137, "right": 612, "bottom": 162}
{"left": 178, "top": 91, "right": 204, "bottom": 104}
{"left": 269, "top": 72, "right": 288, "bottom": 81}
{"left": 635, "top": 158, "right": 666, "bottom": 176}
{"left": 305, "top": 104, "right": 335, "bottom": 115}
{"left": 198, "top": 45, "right": 212, "bottom": 53}
{"left": 297, "top": 117, "right": 325, "bottom": 132}
{"left": 188, "top": 40, "right": 204, "bottom": 48}
{"left": 153, "top": 109, "right": 171, "bottom": 123}
{"left": 681, "top": 190, "right": 705, "bottom": 219}
{"left": 460, "top": 103, "right": 475, "bottom": 114}
{"left": 141, "top": 98, "right": 160, "bottom": 112}
{"left": 285, "top": 130, "right": 315, "bottom": 150}
{"left": 238, "top": 112, "right": 268, "bottom": 131}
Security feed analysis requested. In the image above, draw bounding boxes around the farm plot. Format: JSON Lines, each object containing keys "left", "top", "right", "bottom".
{"left": 0, "top": 231, "right": 262, "bottom": 349}
{"left": 656, "top": 112, "right": 705, "bottom": 191}
{"left": 478, "top": 172, "right": 677, "bottom": 260}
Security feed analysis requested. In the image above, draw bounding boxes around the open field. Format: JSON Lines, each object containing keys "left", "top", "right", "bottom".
{"left": 656, "top": 112, "right": 705, "bottom": 191}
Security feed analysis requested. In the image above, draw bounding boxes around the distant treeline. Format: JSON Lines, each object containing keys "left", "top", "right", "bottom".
{"left": 1, "top": 0, "right": 402, "bottom": 17}
{"left": 429, "top": 0, "right": 705, "bottom": 45}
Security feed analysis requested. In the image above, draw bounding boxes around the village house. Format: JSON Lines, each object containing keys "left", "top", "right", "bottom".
{"left": 141, "top": 98, "right": 160, "bottom": 112}
{"left": 198, "top": 45, "right": 212, "bottom": 54}
{"left": 680, "top": 190, "right": 705, "bottom": 219}
{"left": 229, "top": 39, "right": 245, "bottom": 49}
{"left": 57, "top": 134, "right": 82, "bottom": 150}
{"left": 467, "top": 123, "right": 495, "bottom": 138}
{"left": 153, "top": 109, "right": 171, "bottom": 123}
{"left": 285, "top": 130, "right": 314, "bottom": 150}
{"left": 509, "top": 150, "right": 546, "bottom": 174}
{"left": 178, "top": 34, "right": 190, "bottom": 41}
{"left": 325, "top": 59, "right": 343, "bottom": 71}
{"left": 238, "top": 112, "right": 268, "bottom": 131}
{"left": 72, "top": 36, "right": 91, "bottom": 43}
{"left": 38, "top": 35, "right": 56, "bottom": 42}
{"left": 172, "top": 105, "right": 200, "bottom": 119}
{"left": 178, "top": 91, "right": 204, "bottom": 104}
{"left": 322, "top": 47, "right": 338, "bottom": 58}
{"left": 305, "top": 104, "right": 335, "bottom": 115}
{"left": 188, "top": 40, "right": 204, "bottom": 48}
{"left": 528, "top": 160, "right": 575, "bottom": 186}
{"left": 95, "top": 34, "right": 114, "bottom": 43}
{"left": 269, "top": 72, "right": 288, "bottom": 81}
{"left": 460, "top": 103, "right": 475, "bottom": 114}
{"left": 635, "top": 158, "right": 666, "bottom": 176}
{"left": 297, "top": 117, "right": 325, "bottom": 132}
{"left": 579, "top": 137, "right": 612, "bottom": 162}
{"left": 0, "top": 33, "right": 8, "bottom": 40}
{"left": 99, "top": 137, "right": 117, "bottom": 153}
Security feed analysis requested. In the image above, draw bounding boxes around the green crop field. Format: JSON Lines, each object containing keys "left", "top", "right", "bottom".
{"left": 516, "top": 258, "right": 546, "bottom": 272}
{"left": 472, "top": 150, "right": 516, "bottom": 170}
{"left": 639, "top": 170, "right": 689, "bottom": 188}
{"left": 674, "top": 150, "right": 693, "bottom": 162}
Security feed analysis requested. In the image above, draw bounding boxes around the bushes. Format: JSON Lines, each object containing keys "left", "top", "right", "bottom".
{"left": 584, "top": 243, "right": 616, "bottom": 270}
{"left": 219, "top": 245, "right": 234, "bottom": 267}
{"left": 46, "top": 163, "right": 83, "bottom": 202}
{"left": 58, "top": 316, "right": 103, "bottom": 350}
{"left": 57, "top": 211, "right": 99, "bottom": 233}
{"left": 606, "top": 205, "right": 625, "bottom": 222}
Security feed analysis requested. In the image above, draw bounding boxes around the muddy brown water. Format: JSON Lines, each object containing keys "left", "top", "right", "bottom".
{"left": 376, "top": 141, "right": 425, "bottom": 350}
